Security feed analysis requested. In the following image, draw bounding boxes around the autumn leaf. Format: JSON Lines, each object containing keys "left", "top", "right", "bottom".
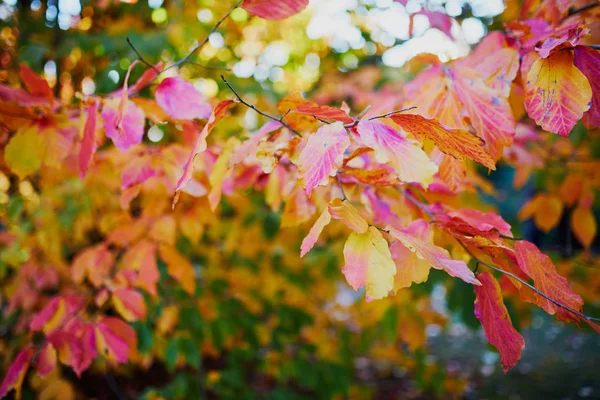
{"left": 121, "top": 154, "right": 156, "bottom": 189}
{"left": 242, "top": 0, "right": 308, "bottom": 20}
{"left": 159, "top": 245, "right": 196, "bottom": 295}
{"left": 95, "top": 317, "right": 137, "bottom": 364}
{"left": 328, "top": 198, "right": 369, "bottom": 233}
{"left": 300, "top": 208, "right": 331, "bottom": 257}
{"left": 112, "top": 288, "right": 147, "bottom": 322}
{"left": 294, "top": 103, "right": 354, "bottom": 124}
{"left": 387, "top": 223, "right": 481, "bottom": 286}
{"left": 439, "top": 155, "right": 466, "bottom": 191}
{"left": 297, "top": 122, "right": 350, "bottom": 195}
{"left": 390, "top": 220, "right": 432, "bottom": 290}
{"left": 4, "top": 125, "right": 45, "bottom": 179}
{"left": 525, "top": 50, "right": 592, "bottom": 136}
{"left": 175, "top": 99, "right": 236, "bottom": 195}
{"left": 518, "top": 193, "right": 563, "bottom": 232}
{"left": 0, "top": 347, "right": 33, "bottom": 400}
{"left": 573, "top": 46, "right": 600, "bottom": 128}
{"left": 79, "top": 99, "right": 99, "bottom": 178}
{"left": 515, "top": 240, "right": 584, "bottom": 323}
{"left": 474, "top": 272, "right": 525, "bottom": 373}
{"left": 356, "top": 120, "right": 437, "bottom": 187}
{"left": 343, "top": 226, "right": 396, "bottom": 300}
{"left": 154, "top": 77, "right": 211, "bottom": 121}
{"left": 390, "top": 113, "right": 496, "bottom": 170}
{"left": 571, "top": 205, "right": 597, "bottom": 248}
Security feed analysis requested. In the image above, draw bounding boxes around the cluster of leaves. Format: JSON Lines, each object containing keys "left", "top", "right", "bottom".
{"left": 1, "top": 0, "right": 600, "bottom": 398}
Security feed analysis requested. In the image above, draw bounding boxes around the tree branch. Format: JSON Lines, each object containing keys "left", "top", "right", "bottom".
{"left": 568, "top": 1, "right": 600, "bottom": 16}
{"left": 368, "top": 106, "right": 417, "bottom": 121}
{"left": 220, "top": 75, "right": 302, "bottom": 137}
{"left": 393, "top": 186, "right": 600, "bottom": 323}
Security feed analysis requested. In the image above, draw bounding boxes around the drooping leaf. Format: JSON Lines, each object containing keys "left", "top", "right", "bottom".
{"left": 95, "top": 317, "right": 137, "bottom": 364}
{"left": 387, "top": 223, "right": 481, "bottom": 286}
{"left": 101, "top": 98, "right": 146, "bottom": 150}
{"left": 294, "top": 103, "right": 354, "bottom": 124}
{"left": 356, "top": 120, "right": 437, "bottom": 187}
{"left": 342, "top": 226, "right": 396, "bottom": 300}
{"left": 4, "top": 125, "right": 45, "bottom": 179}
{"left": 573, "top": 46, "right": 600, "bottom": 128}
{"left": 328, "top": 198, "right": 369, "bottom": 234}
{"left": 79, "top": 99, "right": 99, "bottom": 178}
{"left": 175, "top": 99, "right": 236, "bottom": 195}
{"left": 300, "top": 208, "right": 331, "bottom": 257}
{"left": 112, "top": 288, "right": 147, "bottom": 322}
{"left": 390, "top": 220, "right": 432, "bottom": 290}
{"left": 525, "top": 50, "right": 592, "bottom": 136}
{"left": 297, "top": 122, "right": 350, "bottom": 195}
{"left": 390, "top": 113, "right": 496, "bottom": 169}
{"left": 0, "top": 347, "right": 33, "bottom": 400}
{"left": 154, "top": 77, "right": 211, "bottom": 121}
{"left": 571, "top": 205, "right": 597, "bottom": 248}
{"left": 242, "top": 0, "right": 308, "bottom": 20}
{"left": 515, "top": 240, "right": 584, "bottom": 322}
{"left": 159, "top": 245, "right": 196, "bottom": 295}
{"left": 439, "top": 155, "right": 465, "bottom": 191}
{"left": 474, "top": 272, "right": 525, "bottom": 373}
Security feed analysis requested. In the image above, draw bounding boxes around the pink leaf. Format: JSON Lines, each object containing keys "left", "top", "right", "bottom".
{"left": 0, "top": 347, "right": 33, "bottom": 399}
{"left": 121, "top": 155, "right": 156, "bottom": 189}
{"left": 297, "top": 122, "right": 351, "bottom": 195}
{"left": 155, "top": 77, "right": 212, "bottom": 120}
{"left": 574, "top": 46, "right": 600, "bottom": 128}
{"left": 242, "top": 0, "right": 308, "bottom": 20}
{"left": 101, "top": 99, "right": 146, "bottom": 150}
{"left": 229, "top": 120, "right": 282, "bottom": 166}
{"left": 356, "top": 120, "right": 437, "bottom": 187}
{"left": 447, "top": 209, "right": 513, "bottom": 237}
{"left": 387, "top": 223, "right": 481, "bottom": 285}
{"left": 95, "top": 317, "right": 137, "bottom": 364}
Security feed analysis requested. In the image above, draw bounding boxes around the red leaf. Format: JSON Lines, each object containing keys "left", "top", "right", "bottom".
{"left": 515, "top": 240, "right": 584, "bottom": 322}
{"left": 242, "top": 0, "right": 308, "bottom": 20}
{"left": 112, "top": 288, "right": 147, "bottom": 322}
{"left": 474, "top": 272, "right": 525, "bottom": 373}
{"left": 574, "top": 46, "right": 600, "bottom": 128}
{"left": 294, "top": 103, "right": 354, "bottom": 124}
{"left": 19, "top": 65, "right": 53, "bottom": 100}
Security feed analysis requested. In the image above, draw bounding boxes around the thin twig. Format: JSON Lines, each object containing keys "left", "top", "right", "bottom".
{"left": 355, "top": 105, "right": 371, "bottom": 120}
{"left": 460, "top": 244, "right": 600, "bottom": 322}
{"left": 161, "top": 0, "right": 243, "bottom": 75}
{"left": 368, "top": 106, "right": 417, "bottom": 121}
{"left": 127, "top": 37, "right": 159, "bottom": 73}
{"left": 586, "top": 44, "right": 600, "bottom": 50}
{"left": 567, "top": 1, "right": 600, "bottom": 16}
{"left": 126, "top": 0, "right": 242, "bottom": 95}
{"left": 220, "top": 75, "right": 302, "bottom": 137}
{"left": 396, "top": 186, "right": 435, "bottom": 220}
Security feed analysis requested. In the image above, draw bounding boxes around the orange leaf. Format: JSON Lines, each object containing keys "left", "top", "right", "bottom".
{"left": 439, "top": 155, "right": 466, "bottom": 191}
{"left": 294, "top": 103, "right": 354, "bottom": 124}
{"left": 525, "top": 50, "right": 592, "bottom": 136}
{"left": 571, "top": 205, "right": 597, "bottom": 248}
{"left": 515, "top": 241, "right": 583, "bottom": 323}
{"left": 390, "top": 113, "right": 496, "bottom": 169}
{"left": 159, "top": 245, "right": 196, "bottom": 295}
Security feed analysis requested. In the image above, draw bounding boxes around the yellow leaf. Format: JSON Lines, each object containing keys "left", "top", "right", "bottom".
{"left": 4, "top": 126, "right": 45, "bottom": 178}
